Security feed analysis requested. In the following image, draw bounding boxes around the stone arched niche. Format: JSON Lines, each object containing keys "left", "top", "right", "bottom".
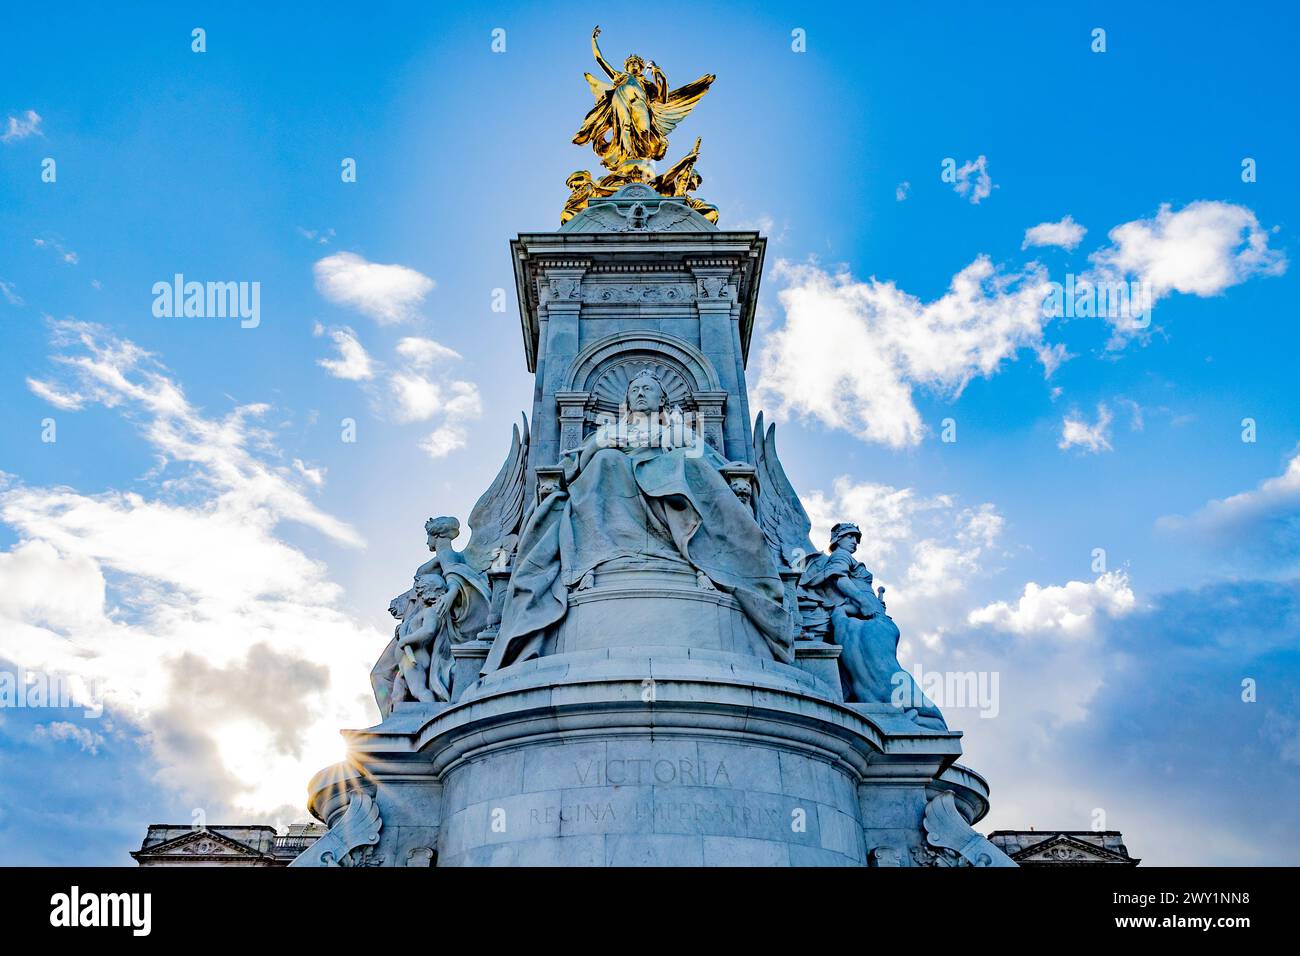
{"left": 557, "top": 331, "right": 728, "bottom": 453}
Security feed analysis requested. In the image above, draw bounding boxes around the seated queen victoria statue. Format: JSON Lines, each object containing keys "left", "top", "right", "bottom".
{"left": 483, "top": 368, "right": 791, "bottom": 673}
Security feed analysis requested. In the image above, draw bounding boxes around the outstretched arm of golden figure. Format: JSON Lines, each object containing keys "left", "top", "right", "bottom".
{"left": 649, "top": 63, "right": 668, "bottom": 102}
{"left": 591, "top": 25, "right": 617, "bottom": 79}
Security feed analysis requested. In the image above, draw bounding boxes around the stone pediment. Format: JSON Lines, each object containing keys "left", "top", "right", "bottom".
{"left": 562, "top": 185, "right": 718, "bottom": 233}
{"left": 131, "top": 828, "right": 273, "bottom": 863}
{"left": 1012, "top": 833, "right": 1136, "bottom": 865}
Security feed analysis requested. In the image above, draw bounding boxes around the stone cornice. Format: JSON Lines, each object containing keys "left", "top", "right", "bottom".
{"left": 510, "top": 231, "right": 766, "bottom": 372}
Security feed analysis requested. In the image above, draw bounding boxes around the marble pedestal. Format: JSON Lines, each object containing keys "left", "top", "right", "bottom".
{"left": 549, "top": 565, "right": 772, "bottom": 659}
{"left": 305, "top": 645, "right": 993, "bottom": 867}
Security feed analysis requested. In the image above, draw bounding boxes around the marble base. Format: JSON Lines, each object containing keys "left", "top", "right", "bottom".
{"left": 550, "top": 565, "right": 770, "bottom": 659}
{"left": 304, "top": 646, "right": 994, "bottom": 867}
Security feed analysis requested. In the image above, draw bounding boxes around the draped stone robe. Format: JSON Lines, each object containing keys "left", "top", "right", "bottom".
{"left": 799, "top": 548, "right": 946, "bottom": 729}
{"left": 484, "top": 422, "right": 790, "bottom": 672}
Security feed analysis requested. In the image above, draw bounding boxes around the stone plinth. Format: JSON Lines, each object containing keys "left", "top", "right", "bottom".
{"left": 306, "top": 647, "right": 992, "bottom": 867}
{"left": 549, "top": 565, "right": 771, "bottom": 659}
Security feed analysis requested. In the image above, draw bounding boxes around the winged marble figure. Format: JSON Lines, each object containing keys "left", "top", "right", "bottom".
{"left": 369, "top": 416, "right": 530, "bottom": 711}
{"left": 752, "top": 411, "right": 816, "bottom": 571}
{"left": 415, "top": 413, "right": 530, "bottom": 645}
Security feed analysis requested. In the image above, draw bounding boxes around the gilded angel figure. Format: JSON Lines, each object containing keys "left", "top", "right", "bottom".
{"left": 572, "top": 25, "right": 714, "bottom": 177}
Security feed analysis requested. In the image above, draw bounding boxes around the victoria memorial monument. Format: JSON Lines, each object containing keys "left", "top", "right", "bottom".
{"left": 291, "top": 28, "right": 1018, "bottom": 868}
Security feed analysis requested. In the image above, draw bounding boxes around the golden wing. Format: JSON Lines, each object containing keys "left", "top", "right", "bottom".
{"left": 573, "top": 76, "right": 615, "bottom": 146}
{"left": 651, "top": 74, "right": 715, "bottom": 137}
{"left": 584, "top": 72, "right": 614, "bottom": 101}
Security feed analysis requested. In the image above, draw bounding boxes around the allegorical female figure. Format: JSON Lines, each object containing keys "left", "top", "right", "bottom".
{"left": 484, "top": 368, "right": 789, "bottom": 672}
{"left": 415, "top": 515, "right": 492, "bottom": 646}
{"left": 371, "top": 572, "right": 456, "bottom": 711}
{"left": 370, "top": 517, "right": 495, "bottom": 711}
{"left": 799, "top": 523, "right": 946, "bottom": 730}
{"left": 573, "top": 25, "right": 714, "bottom": 175}
{"left": 371, "top": 584, "right": 421, "bottom": 715}
{"left": 396, "top": 572, "right": 456, "bottom": 704}
{"left": 366, "top": 419, "right": 532, "bottom": 711}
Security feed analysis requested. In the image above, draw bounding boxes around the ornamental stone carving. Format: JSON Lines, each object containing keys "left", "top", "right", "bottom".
{"left": 584, "top": 282, "right": 695, "bottom": 303}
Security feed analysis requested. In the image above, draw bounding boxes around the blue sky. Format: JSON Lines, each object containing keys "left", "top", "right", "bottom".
{"left": 1, "top": 1, "right": 1297, "bottom": 864}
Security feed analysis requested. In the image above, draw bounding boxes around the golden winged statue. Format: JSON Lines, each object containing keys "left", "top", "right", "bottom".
{"left": 563, "top": 26, "right": 719, "bottom": 224}
{"left": 573, "top": 25, "right": 714, "bottom": 176}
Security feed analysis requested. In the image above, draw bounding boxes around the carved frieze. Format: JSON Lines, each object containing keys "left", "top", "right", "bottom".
{"left": 583, "top": 282, "right": 696, "bottom": 304}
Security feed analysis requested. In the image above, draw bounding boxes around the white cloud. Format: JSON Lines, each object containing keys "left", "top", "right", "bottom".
{"left": 29, "top": 320, "right": 362, "bottom": 547}
{"left": 316, "top": 327, "right": 375, "bottom": 381}
{"left": 955, "top": 575, "right": 1300, "bottom": 863}
{"left": 395, "top": 336, "right": 461, "bottom": 369}
{"left": 792, "top": 479, "right": 1137, "bottom": 746}
{"left": 1087, "top": 201, "right": 1286, "bottom": 346}
{"left": 292, "top": 459, "right": 325, "bottom": 488}
{"left": 755, "top": 258, "right": 1055, "bottom": 448}
{"left": 389, "top": 372, "right": 441, "bottom": 422}
{"left": 313, "top": 252, "right": 434, "bottom": 325}
{"left": 389, "top": 373, "right": 481, "bottom": 428}
{"left": 1058, "top": 403, "right": 1113, "bottom": 453}
{"left": 33, "top": 237, "right": 77, "bottom": 265}
{"left": 2, "top": 109, "right": 42, "bottom": 143}
{"left": 895, "top": 181, "right": 910, "bottom": 202}
{"left": 1, "top": 321, "right": 384, "bottom": 819}
{"left": 0, "top": 279, "right": 23, "bottom": 306}
{"left": 1158, "top": 447, "right": 1300, "bottom": 562}
{"left": 1115, "top": 397, "right": 1144, "bottom": 432}
{"left": 967, "top": 570, "right": 1136, "bottom": 638}
{"left": 297, "top": 227, "right": 334, "bottom": 245}
{"left": 0, "top": 539, "right": 105, "bottom": 631}
{"left": 313, "top": 324, "right": 481, "bottom": 461}
{"left": 33, "top": 721, "right": 105, "bottom": 755}
{"left": 26, "top": 377, "right": 85, "bottom": 410}
{"left": 1091, "top": 201, "right": 1285, "bottom": 298}
{"left": 952, "top": 155, "right": 994, "bottom": 204}
{"left": 385, "top": 341, "right": 481, "bottom": 457}
{"left": 419, "top": 426, "right": 469, "bottom": 459}
{"left": 1023, "top": 215, "right": 1086, "bottom": 251}
{"left": 758, "top": 201, "right": 1283, "bottom": 448}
